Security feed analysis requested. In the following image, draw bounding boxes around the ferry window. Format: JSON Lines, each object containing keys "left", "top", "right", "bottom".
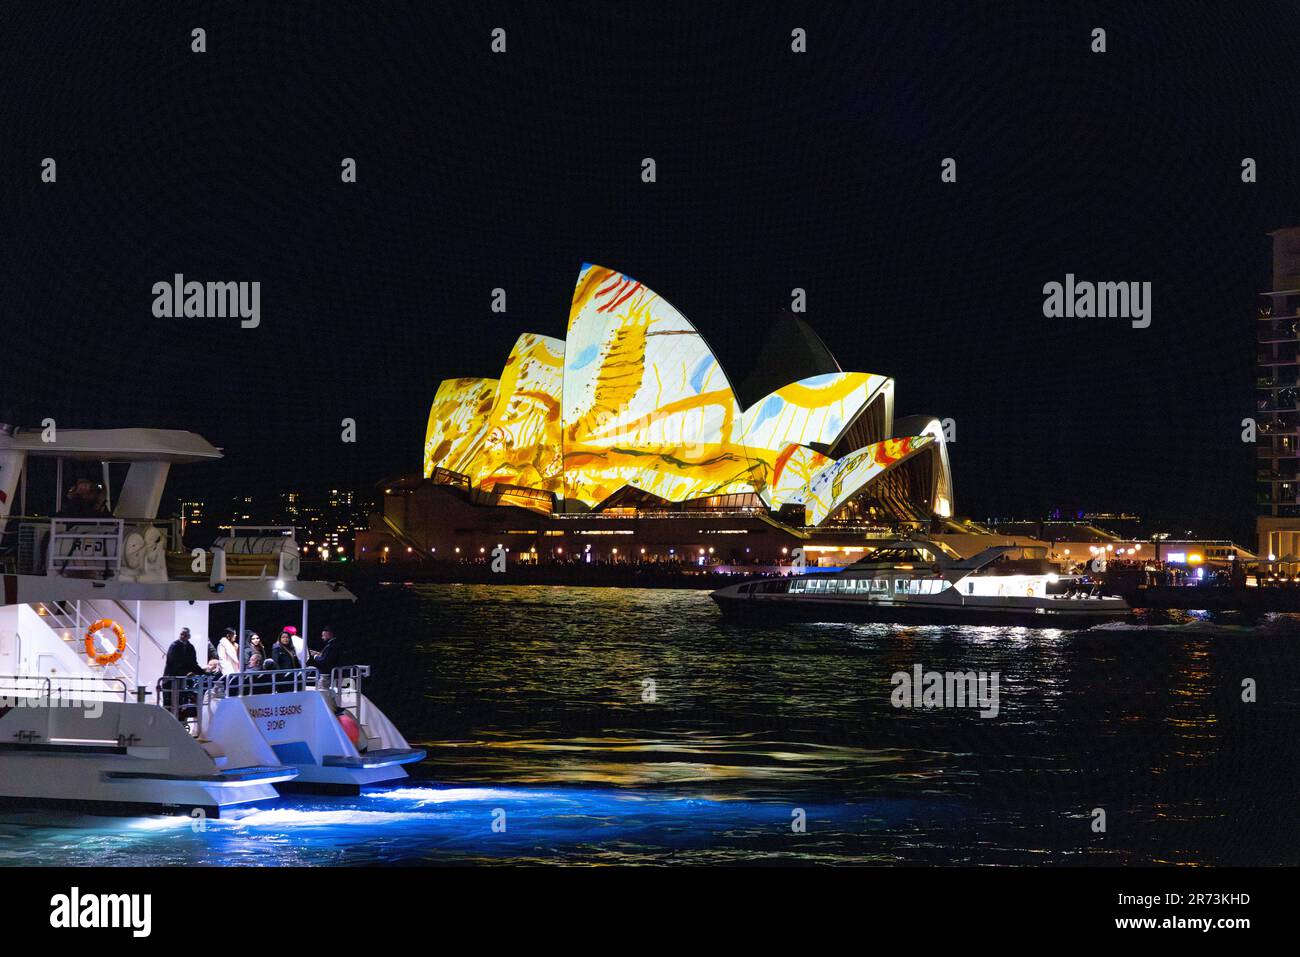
{"left": 967, "top": 582, "right": 975, "bottom": 594}
{"left": 895, "top": 579, "right": 905, "bottom": 591}
{"left": 873, "top": 579, "right": 887, "bottom": 592}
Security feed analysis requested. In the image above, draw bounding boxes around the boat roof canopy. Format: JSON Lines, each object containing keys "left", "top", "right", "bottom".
{"left": 3, "top": 428, "right": 222, "bottom": 463}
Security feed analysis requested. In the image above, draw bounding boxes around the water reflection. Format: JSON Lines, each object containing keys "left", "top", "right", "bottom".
{"left": 1, "top": 586, "right": 1297, "bottom": 865}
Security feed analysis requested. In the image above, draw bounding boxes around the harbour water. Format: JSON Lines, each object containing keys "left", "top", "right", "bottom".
{"left": 2, "top": 584, "right": 1298, "bottom": 865}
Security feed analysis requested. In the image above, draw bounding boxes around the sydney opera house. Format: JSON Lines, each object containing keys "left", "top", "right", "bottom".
{"left": 370, "top": 264, "right": 966, "bottom": 566}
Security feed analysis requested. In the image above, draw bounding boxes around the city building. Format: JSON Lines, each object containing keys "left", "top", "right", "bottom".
{"left": 1257, "top": 226, "right": 1300, "bottom": 569}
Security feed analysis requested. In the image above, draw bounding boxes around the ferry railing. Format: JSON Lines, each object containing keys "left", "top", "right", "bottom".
{"left": 222, "top": 666, "right": 319, "bottom": 697}
{"left": 156, "top": 674, "right": 219, "bottom": 738}
{"left": 0, "top": 675, "right": 52, "bottom": 705}
{"left": 328, "top": 665, "right": 370, "bottom": 720}
{"left": 47, "top": 675, "right": 130, "bottom": 703}
{"left": 0, "top": 675, "right": 130, "bottom": 745}
{"left": 329, "top": 665, "right": 370, "bottom": 691}
{"left": 0, "top": 673, "right": 129, "bottom": 703}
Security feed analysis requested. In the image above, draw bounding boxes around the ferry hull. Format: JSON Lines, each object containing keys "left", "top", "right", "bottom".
{"left": 0, "top": 699, "right": 298, "bottom": 819}
{"left": 210, "top": 689, "right": 425, "bottom": 797}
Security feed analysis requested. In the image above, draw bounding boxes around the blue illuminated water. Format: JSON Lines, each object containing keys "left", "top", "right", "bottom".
{"left": 2, "top": 585, "right": 1298, "bottom": 865}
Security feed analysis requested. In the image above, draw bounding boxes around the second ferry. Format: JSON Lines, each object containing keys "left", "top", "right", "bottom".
{"left": 712, "top": 538, "right": 1130, "bottom": 626}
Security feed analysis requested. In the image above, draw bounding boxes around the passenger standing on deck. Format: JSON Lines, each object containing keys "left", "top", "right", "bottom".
{"left": 271, "top": 631, "right": 298, "bottom": 670}
{"left": 243, "top": 630, "right": 264, "bottom": 669}
{"left": 163, "top": 627, "right": 203, "bottom": 718}
{"left": 164, "top": 627, "right": 202, "bottom": 677}
{"left": 217, "top": 627, "right": 241, "bottom": 674}
{"left": 309, "top": 626, "right": 342, "bottom": 674}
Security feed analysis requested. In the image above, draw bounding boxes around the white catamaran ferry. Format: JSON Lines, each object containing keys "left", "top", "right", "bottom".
{"left": 712, "top": 538, "right": 1130, "bottom": 626}
{"left": 0, "top": 424, "right": 423, "bottom": 817}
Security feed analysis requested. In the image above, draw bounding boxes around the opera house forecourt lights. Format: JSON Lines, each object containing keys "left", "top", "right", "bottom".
{"left": 373, "top": 264, "right": 965, "bottom": 566}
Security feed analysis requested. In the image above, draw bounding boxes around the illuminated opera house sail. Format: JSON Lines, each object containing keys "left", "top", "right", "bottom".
{"left": 420, "top": 264, "right": 953, "bottom": 532}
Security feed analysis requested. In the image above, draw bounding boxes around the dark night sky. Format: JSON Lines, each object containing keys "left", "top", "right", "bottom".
{"left": 4, "top": 2, "right": 1299, "bottom": 542}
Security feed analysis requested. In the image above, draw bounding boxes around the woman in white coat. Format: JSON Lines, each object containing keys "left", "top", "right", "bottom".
{"left": 217, "top": 627, "right": 242, "bottom": 675}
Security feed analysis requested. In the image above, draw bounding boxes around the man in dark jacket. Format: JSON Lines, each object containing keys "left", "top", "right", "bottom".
{"left": 163, "top": 628, "right": 203, "bottom": 717}
{"left": 164, "top": 627, "right": 202, "bottom": 677}
{"left": 310, "top": 626, "right": 343, "bottom": 676}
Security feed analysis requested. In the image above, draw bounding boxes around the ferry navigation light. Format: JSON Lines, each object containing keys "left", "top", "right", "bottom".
{"left": 274, "top": 579, "right": 285, "bottom": 590}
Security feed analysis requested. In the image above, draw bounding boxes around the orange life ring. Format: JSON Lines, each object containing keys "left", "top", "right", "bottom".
{"left": 84, "top": 618, "right": 127, "bottom": 665}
